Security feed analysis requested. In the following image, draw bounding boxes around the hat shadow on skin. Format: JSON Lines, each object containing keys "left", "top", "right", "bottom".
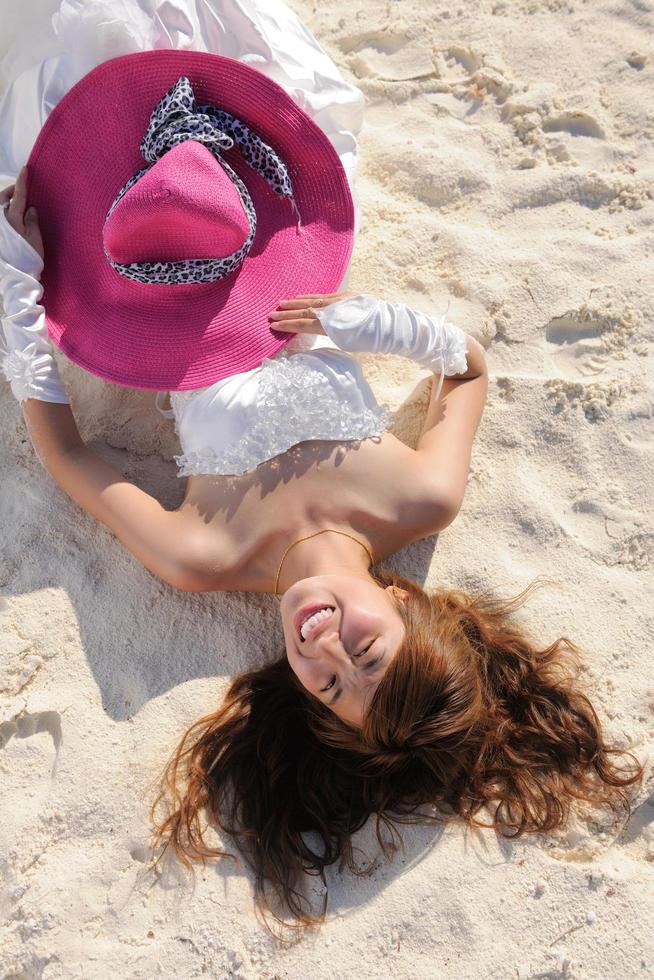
{"left": 150, "top": 367, "right": 436, "bottom": 527}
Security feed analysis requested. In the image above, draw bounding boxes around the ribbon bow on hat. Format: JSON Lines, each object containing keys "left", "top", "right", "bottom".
{"left": 4, "top": 48, "right": 356, "bottom": 392}
{"left": 102, "top": 75, "right": 303, "bottom": 286}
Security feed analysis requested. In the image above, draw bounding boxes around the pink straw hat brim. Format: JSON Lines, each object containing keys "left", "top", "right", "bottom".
{"left": 26, "top": 49, "right": 355, "bottom": 391}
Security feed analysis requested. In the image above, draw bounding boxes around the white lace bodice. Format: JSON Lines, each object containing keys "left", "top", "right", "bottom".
{"left": 155, "top": 334, "right": 394, "bottom": 477}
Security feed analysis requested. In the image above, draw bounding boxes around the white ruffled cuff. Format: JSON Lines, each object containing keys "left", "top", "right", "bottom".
{"left": 0, "top": 340, "right": 70, "bottom": 404}
{"left": 0, "top": 206, "right": 70, "bottom": 404}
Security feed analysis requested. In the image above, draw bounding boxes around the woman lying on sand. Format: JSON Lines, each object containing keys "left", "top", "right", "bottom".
{"left": 0, "top": 27, "right": 643, "bottom": 932}
{"left": 1, "top": 165, "right": 642, "bottom": 933}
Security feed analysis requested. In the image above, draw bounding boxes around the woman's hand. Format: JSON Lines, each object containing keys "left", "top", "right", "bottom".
{"left": 268, "top": 292, "right": 358, "bottom": 335}
{"left": 0, "top": 165, "right": 44, "bottom": 263}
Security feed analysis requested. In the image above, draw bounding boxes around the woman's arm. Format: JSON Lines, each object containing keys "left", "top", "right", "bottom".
{"left": 412, "top": 337, "right": 488, "bottom": 527}
{"left": 21, "top": 398, "right": 84, "bottom": 457}
{"left": 20, "top": 398, "right": 210, "bottom": 591}
{"left": 0, "top": 172, "right": 209, "bottom": 591}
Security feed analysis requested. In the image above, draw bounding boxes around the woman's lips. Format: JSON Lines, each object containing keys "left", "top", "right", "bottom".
{"left": 294, "top": 604, "right": 335, "bottom": 642}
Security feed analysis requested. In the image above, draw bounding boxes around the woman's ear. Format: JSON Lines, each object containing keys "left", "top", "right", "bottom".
{"left": 386, "top": 585, "right": 410, "bottom": 604}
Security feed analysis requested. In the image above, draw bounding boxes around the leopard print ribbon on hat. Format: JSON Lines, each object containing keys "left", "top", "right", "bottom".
{"left": 103, "top": 76, "right": 303, "bottom": 285}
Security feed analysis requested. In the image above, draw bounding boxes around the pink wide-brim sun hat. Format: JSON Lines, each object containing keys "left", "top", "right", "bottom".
{"left": 26, "top": 49, "right": 355, "bottom": 391}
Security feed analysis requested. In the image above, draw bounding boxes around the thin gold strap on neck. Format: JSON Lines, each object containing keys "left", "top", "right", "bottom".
{"left": 274, "top": 527, "right": 374, "bottom": 595}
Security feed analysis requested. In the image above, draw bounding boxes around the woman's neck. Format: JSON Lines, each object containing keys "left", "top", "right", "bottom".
{"left": 231, "top": 518, "right": 376, "bottom": 594}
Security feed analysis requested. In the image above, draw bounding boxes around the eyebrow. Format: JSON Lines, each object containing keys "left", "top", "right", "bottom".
{"left": 330, "top": 652, "right": 385, "bottom": 706}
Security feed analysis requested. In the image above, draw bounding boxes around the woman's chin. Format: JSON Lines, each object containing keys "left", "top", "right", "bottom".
{"left": 278, "top": 575, "right": 320, "bottom": 607}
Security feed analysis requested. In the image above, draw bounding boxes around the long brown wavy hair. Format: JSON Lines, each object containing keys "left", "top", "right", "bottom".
{"left": 146, "top": 567, "right": 644, "bottom": 937}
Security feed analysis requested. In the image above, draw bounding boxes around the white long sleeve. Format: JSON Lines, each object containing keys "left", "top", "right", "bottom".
{"left": 0, "top": 205, "right": 70, "bottom": 404}
{"left": 311, "top": 293, "right": 468, "bottom": 401}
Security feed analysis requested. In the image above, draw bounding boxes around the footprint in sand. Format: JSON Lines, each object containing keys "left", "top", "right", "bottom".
{"left": 425, "top": 44, "right": 514, "bottom": 120}
{"left": 500, "top": 79, "right": 610, "bottom": 170}
{"left": 0, "top": 709, "right": 62, "bottom": 778}
{"left": 542, "top": 110, "right": 606, "bottom": 140}
{"left": 543, "top": 288, "right": 642, "bottom": 382}
{"left": 338, "top": 25, "right": 436, "bottom": 81}
{"left": 544, "top": 312, "right": 613, "bottom": 379}
{"left": 543, "top": 310, "right": 625, "bottom": 423}
{"left": 546, "top": 488, "right": 649, "bottom": 569}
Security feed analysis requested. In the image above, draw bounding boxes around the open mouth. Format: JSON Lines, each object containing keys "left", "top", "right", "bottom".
{"left": 294, "top": 604, "right": 336, "bottom": 642}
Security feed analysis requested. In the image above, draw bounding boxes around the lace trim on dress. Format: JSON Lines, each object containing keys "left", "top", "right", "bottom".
{"left": 170, "top": 352, "right": 395, "bottom": 477}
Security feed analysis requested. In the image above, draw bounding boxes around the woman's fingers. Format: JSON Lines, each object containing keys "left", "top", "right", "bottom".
{"left": 269, "top": 316, "right": 325, "bottom": 335}
{"left": 1, "top": 166, "right": 45, "bottom": 261}
{"left": 0, "top": 182, "right": 16, "bottom": 205}
{"left": 268, "top": 307, "right": 315, "bottom": 321}
{"left": 276, "top": 299, "right": 327, "bottom": 310}
{"left": 268, "top": 291, "right": 356, "bottom": 335}
{"left": 10, "top": 165, "right": 28, "bottom": 224}
{"left": 269, "top": 317, "right": 310, "bottom": 332}
{"left": 276, "top": 291, "right": 355, "bottom": 309}
{"left": 24, "top": 206, "right": 44, "bottom": 259}
{"left": 268, "top": 303, "right": 327, "bottom": 335}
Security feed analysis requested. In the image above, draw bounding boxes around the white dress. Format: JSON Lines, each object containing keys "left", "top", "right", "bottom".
{"left": 0, "top": 0, "right": 395, "bottom": 477}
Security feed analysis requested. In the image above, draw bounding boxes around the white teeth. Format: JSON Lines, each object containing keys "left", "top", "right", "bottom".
{"left": 300, "top": 607, "right": 333, "bottom": 640}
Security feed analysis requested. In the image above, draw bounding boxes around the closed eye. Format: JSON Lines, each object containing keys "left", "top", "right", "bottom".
{"left": 328, "top": 651, "right": 385, "bottom": 705}
{"left": 320, "top": 641, "right": 377, "bottom": 694}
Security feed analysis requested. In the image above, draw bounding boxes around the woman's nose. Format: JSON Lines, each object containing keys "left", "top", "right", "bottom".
{"left": 315, "top": 631, "right": 350, "bottom": 663}
{"left": 299, "top": 627, "right": 339, "bottom": 659}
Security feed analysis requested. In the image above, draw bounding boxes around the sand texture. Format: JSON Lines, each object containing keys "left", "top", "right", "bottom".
{"left": 1, "top": 0, "right": 653, "bottom": 977}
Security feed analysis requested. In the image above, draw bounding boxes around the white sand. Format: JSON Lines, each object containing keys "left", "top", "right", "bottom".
{"left": 1, "top": 0, "right": 653, "bottom": 977}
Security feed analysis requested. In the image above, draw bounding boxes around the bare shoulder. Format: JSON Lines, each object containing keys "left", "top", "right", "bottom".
{"left": 171, "top": 429, "right": 458, "bottom": 591}
{"left": 337, "top": 429, "right": 461, "bottom": 542}
{"left": 388, "top": 440, "right": 464, "bottom": 537}
{"left": 411, "top": 370, "right": 490, "bottom": 532}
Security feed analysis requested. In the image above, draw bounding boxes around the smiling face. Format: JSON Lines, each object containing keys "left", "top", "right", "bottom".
{"left": 279, "top": 573, "right": 409, "bottom": 728}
